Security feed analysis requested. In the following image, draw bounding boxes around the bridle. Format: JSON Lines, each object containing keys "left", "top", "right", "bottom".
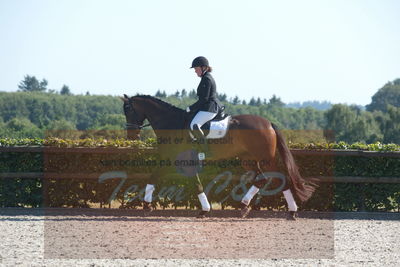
{"left": 124, "top": 100, "right": 150, "bottom": 130}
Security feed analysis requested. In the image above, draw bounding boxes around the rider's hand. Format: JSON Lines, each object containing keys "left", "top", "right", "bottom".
{"left": 186, "top": 107, "right": 190, "bottom": 113}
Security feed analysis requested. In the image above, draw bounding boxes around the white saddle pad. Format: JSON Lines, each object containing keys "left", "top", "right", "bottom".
{"left": 205, "top": 116, "right": 231, "bottom": 139}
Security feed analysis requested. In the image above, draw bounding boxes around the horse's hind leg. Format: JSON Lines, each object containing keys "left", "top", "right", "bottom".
{"left": 282, "top": 189, "right": 298, "bottom": 220}
{"left": 239, "top": 157, "right": 276, "bottom": 217}
{"left": 253, "top": 163, "right": 298, "bottom": 218}
{"left": 239, "top": 155, "right": 298, "bottom": 219}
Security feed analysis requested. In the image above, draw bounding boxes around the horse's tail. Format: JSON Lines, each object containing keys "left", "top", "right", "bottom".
{"left": 272, "top": 123, "right": 315, "bottom": 202}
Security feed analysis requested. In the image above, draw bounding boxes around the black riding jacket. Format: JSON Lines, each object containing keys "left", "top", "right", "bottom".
{"left": 189, "top": 72, "right": 221, "bottom": 113}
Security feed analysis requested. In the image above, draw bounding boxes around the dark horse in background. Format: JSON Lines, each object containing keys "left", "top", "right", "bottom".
{"left": 122, "top": 95, "right": 315, "bottom": 219}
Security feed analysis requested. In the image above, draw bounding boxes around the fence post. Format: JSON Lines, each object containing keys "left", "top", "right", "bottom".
{"left": 357, "top": 184, "right": 366, "bottom": 212}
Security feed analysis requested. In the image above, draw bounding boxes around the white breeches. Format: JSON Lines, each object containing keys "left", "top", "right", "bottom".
{"left": 190, "top": 111, "right": 217, "bottom": 134}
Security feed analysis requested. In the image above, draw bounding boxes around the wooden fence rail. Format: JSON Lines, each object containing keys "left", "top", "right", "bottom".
{"left": 1, "top": 146, "right": 400, "bottom": 157}
{"left": 1, "top": 172, "right": 400, "bottom": 184}
{"left": 1, "top": 146, "right": 400, "bottom": 183}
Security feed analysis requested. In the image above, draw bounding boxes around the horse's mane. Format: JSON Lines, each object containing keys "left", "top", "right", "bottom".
{"left": 133, "top": 95, "right": 184, "bottom": 113}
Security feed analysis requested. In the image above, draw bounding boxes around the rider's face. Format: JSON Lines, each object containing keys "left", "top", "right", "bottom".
{"left": 194, "top": 67, "right": 203, "bottom": 77}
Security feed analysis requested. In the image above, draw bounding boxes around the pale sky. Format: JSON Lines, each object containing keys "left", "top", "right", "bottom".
{"left": 0, "top": 0, "right": 399, "bottom": 105}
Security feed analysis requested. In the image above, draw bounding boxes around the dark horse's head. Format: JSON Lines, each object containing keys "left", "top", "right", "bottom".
{"left": 121, "top": 94, "right": 147, "bottom": 140}
{"left": 121, "top": 94, "right": 185, "bottom": 140}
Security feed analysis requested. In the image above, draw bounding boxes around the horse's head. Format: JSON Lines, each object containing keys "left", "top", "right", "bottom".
{"left": 121, "top": 94, "right": 146, "bottom": 140}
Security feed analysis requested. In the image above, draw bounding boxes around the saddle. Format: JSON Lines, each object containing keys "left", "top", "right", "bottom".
{"left": 187, "top": 106, "right": 231, "bottom": 139}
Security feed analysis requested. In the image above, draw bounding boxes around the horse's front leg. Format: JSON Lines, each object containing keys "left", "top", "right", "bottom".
{"left": 143, "top": 184, "right": 155, "bottom": 212}
{"left": 142, "top": 165, "right": 164, "bottom": 213}
{"left": 143, "top": 149, "right": 212, "bottom": 218}
{"left": 194, "top": 173, "right": 211, "bottom": 218}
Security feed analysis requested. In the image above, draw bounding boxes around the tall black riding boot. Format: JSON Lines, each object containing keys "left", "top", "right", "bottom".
{"left": 192, "top": 125, "right": 211, "bottom": 159}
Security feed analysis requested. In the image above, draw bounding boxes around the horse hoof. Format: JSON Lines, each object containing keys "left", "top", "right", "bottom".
{"left": 197, "top": 210, "right": 209, "bottom": 218}
{"left": 143, "top": 202, "right": 153, "bottom": 214}
{"left": 287, "top": 211, "right": 297, "bottom": 220}
{"left": 240, "top": 203, "right": 251, "bottom": 218}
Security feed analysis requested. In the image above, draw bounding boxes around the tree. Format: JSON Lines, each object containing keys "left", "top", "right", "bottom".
{"left": 218, "top": 93, "right": 227, "bottom": 102}
{"left": 189, "top": 89, "right": 197, "bottom": 99}
{"left": 269, "top": 95, "right": 285, "bottom": 107}
{"left": 0, "top": 93, "right": 126, "bottom": 137}
{"left": 249, "top": 97, "right": 256, "bottom": 106}
{"left": 325, "top": 104, "right": 382, "bottom": 143}
{"left": 60, "top": 85, "right": 72, "bottom": 95}
{"left": 232, "top": 96, "right": 240, "bottom": 105}
{"left": 325, "top": 104, "right": 358, "bottom": 142}
{"left": 256, "top": 97, "right": 262, "bottom": 106}
{"left": 382, "top": 105, "right": 400, "bottom": 143}
{"left": 155, "top": 90, "right": 167, "bottom": 98}
{"left": 47, "top": 119, "right": 76, "bottom": 130}
{"left": 4, "top": 117, "right": 42, "bottom": 138}
{"left": 94, "top": 114, "right": 125, "bottom": 129}
{"left": 2, "top": 90, "right": 392, "bottom": 143}
{"left": 393, "top": 78, "right": 400, "bottom": 86}
{"left": 366, "top": 78, "right": 400, "bottom": 112}
{"left": 18, "top": 75, "right": 48, "bottom": 92}
{"left": 181, "top": 89, "right": 187, "bottom": 98}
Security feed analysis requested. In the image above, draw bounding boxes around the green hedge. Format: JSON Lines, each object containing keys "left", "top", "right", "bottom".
{"left": 1, "top": 138, "right": 399, "bottom": 211}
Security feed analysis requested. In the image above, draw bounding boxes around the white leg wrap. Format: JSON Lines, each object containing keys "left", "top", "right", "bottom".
{"left": 241, "top": 185, "right": 260, "bottom": 206}
{"left": 144, "top": 184, "right": 155, "bottom": 203}
{"left": 198, "top": 192, "right": 211, "bottom": 211}
{"left": 283, "top": 189, "right": 298, "bottom": 211}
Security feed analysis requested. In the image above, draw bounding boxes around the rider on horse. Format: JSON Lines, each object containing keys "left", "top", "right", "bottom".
{"left": 122, "top": 57, "right": 314, "bottom": 219}
{"left": 187, "top": 56, "right": 222, "bottom": 159}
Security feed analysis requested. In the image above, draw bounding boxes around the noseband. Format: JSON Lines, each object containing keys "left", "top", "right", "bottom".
{"left": 124, "top": 101, "right": 150, "bottom": 130}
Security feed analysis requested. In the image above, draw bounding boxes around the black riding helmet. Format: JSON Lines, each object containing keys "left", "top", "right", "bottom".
{"left": 191, "top": 56, "right": 209, "bottom": 68}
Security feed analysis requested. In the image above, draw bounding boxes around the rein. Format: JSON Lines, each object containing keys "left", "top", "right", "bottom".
{"left": 125, "top": 122, "right": 151, "bottom": 130}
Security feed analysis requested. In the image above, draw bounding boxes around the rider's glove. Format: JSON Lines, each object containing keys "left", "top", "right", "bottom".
{"left": 186, "top": 107, "right": 190, "bottom": 113}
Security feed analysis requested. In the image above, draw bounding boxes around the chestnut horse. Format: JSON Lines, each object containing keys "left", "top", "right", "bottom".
{"left": 122, "top": 95, "right": 314, "bottom": 219}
